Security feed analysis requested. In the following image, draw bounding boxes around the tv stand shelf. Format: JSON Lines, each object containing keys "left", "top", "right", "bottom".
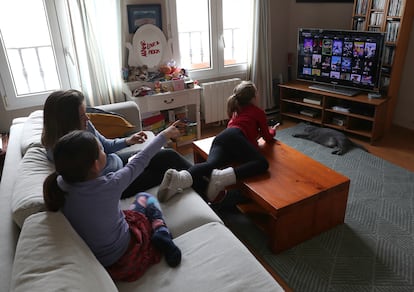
{"left": 279, "top": 81, "right": 388, "bottom": 143}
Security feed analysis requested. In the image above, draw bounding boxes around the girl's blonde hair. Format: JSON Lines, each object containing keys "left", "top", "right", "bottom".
{"left": 227, "top": 81, "right": 257, "bottom": 118}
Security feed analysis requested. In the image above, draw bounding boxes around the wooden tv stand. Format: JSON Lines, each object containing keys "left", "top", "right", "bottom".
{"left": 192, "top": 136, "right": 350, "bottom": 253}
{"left": 279, "top": 81, "right": 388, "bottom": 143}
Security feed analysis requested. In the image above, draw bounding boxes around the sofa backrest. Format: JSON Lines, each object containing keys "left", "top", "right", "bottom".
{"left": 96, "top": 101, "right": 142, "bottom": 132}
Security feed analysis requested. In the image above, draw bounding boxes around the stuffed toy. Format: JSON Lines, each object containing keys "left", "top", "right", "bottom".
{"left": 159, "top": 64, "right": 172, "bottom": 75}
{"left": 128, "top": 65, "right": 149, "bottom": 81}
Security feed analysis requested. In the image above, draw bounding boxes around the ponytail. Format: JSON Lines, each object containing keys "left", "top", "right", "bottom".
{"left": 227, "top": 81, "right": 257, "bottom": 118}
{"left": 43, "top": 172, "right": 66, "bottom": 212}
{"left": 227, "top": 94, "right": 239, "bottom": 118}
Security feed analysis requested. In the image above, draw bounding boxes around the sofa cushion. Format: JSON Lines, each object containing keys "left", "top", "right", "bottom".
{"left": 19, "top": 107, "right": 137, "bottom": 155}
{"left": 11, "top": 211, "right": 117, "bottom": 292}
{"left": 87, "top": 112, "right": 135, "bottom": 138}
{"left": 116, "top": 222, "right": 283, "bottom": 291}
{"left": 20, "top": 110, "right": 43, "bottom": 155}
{"left": 11, "top": 146, "right": 53, "bottom": 227}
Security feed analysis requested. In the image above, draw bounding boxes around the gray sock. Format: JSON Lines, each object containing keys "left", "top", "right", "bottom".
{"left": 158, "top": 169, "right": 193, "bottom": 202}
{"left": 206, "top": 167, "right": 236, "bottom": 201}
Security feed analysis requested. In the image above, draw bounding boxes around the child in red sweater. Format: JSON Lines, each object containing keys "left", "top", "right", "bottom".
{"left": 158, "top": 81, "right": 277, "bottom": 203}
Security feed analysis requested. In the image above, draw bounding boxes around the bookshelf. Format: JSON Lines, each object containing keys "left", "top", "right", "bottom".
{"left": 351, "top": 0, "right": 414, "bottom": 130}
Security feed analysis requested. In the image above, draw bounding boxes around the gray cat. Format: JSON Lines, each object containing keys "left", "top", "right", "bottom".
{"left": 292, "top": 125, "right": 368, "bottom": 155}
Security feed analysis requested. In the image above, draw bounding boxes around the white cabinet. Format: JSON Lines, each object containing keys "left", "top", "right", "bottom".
{"left": 123, "top": 82, "right": 202, "bottom": 139}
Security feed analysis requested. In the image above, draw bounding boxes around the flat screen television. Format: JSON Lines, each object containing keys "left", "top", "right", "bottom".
{"left": 296, "top": 28, "right": 385, "bottom": 96}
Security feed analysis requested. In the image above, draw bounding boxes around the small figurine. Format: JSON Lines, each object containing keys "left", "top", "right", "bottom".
{"left": 154, "top": 81, "right": 161, "bottom": 93}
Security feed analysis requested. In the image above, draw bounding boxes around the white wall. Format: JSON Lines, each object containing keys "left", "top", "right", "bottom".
{"left": 271, "top": 0, "right": 353, "bottom": 82}
{"left": 270, "top": 0, "right": 290, "bottom": 82}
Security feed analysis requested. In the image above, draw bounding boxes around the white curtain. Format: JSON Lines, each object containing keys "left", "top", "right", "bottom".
{"left": 248, "top": 0, "right": 274, "bottom": 110}
{"left": 67, "top": 0, "right": 123, "bottom": 106}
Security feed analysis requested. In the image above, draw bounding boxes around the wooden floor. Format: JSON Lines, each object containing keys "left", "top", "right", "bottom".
{"left": 177, "top": 120, "right": 414, "bottom": 173}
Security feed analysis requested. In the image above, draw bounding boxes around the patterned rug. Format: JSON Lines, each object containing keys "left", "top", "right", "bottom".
{"left": 204, "top": 123, "right": 414, "bottom": 292}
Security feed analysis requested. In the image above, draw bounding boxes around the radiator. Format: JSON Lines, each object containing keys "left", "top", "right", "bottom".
{"left": 201, "top": 78, "right": 242, "bottom": 124}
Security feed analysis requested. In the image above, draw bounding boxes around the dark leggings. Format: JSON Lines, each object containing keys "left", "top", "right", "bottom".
{"left": 129, "top": 193, "right": 166, "bottom": 231}
{"left": 121, "top": 148, "right": 192, "bottom": 199}
{"left": 189, "top": 127, "right": 269, "bottom": 191}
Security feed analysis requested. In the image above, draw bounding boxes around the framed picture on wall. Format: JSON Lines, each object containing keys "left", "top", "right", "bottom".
{"left": 127, "top": 4, "right": 162, "bottom": 33}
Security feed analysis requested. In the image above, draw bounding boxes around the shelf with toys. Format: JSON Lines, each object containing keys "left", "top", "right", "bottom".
{"left": 122, "top": 63, "right": 201, "bottom": 143}
{"left": 123, "top": 23, "right": 201, "bottom": 145}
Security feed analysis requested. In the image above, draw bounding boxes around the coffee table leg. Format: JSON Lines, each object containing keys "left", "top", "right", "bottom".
{"left": 193, "top": 151, "right": 205, "bottom": 163}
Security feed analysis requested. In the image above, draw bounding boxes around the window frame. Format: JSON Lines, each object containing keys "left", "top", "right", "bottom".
{"left": 169, "top": 0, "right": 251, "bottom": 81}
{"left": 0, "top": 0, "right": 78, "bottom": 111}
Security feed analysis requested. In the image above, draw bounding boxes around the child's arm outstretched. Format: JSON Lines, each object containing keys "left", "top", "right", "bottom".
{"left": 258, "top": 111, "right": 277, "bottom": 143}
{"left": 112, "top": 121, "right": 183, "bottom": 189}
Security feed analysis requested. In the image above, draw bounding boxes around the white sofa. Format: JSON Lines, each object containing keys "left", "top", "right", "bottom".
{"left": 0, "top": 101, "right": 284, "bottom": 291}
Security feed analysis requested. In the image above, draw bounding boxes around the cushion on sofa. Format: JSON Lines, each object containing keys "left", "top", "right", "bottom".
{"left": 11, "top": 146, "right": 53, "bottom": 227}
{"left": 11, "top": 211, "right": 117, "bottom": 292}
{"left": 20, "top": 110, "right": 43, "bottom": 155}
{"left": 87, "top": 112, "right": 135, "bottom": 138}
{"left": 19, "top": 108, "right": 137, "bottom": 156}
{"left": 116, "top": 222, "right": 283, "bottom": 292}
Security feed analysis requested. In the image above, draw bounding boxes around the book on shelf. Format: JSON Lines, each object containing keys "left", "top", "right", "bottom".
{"left": 382, "top": 46, "right": 395, "bottom": 65}
{"left": 142, "top": 113, "right": 166, "bottom": 134}
{"left": 303, "top": 97, "right": 321, "bottom": 105}
{"left": 142, "top": 113, "right": 165, "bottom": 127}
{"left": 388, "top": 0, "right": 402, "bottom": 17}
{"left": 386, "top": 21, "right": 400, "bottom": 42}
{"left": 353, "top": 18, "right": 366, "bottom": 31}
{"left": 299, "top": 109, "right": 319, "bottom": 118}
{"left": 372, "top": 0, "right": 386, "bottom": 10}
{"left": 141, "top": 110, "right": 161, "bottom": 120}
{"left": 332, "top": 106, "right": 350, "bottom": 113}
{"left": 355, "top": 0, "right": 369, "bottom": 15}
{"left": 370, "top": 12, "right": 383, "bottom": 26}
{"left": 142, "top": 119, "right": 166, "bottom": 134}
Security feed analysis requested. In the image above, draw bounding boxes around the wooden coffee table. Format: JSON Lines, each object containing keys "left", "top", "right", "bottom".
{"left": 192, "top": 137, "right": 350, "bottom": 253}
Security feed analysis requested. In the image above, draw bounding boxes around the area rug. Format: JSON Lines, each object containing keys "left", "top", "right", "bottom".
{"left": 203, "top": 123, "right": 414, "bottom": 292}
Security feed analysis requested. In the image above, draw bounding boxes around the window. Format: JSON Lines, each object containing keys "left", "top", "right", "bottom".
{"left": 172, "top": 0, "right": 253, "bottom": 80}
{"left": 0, "top": 0, "right": 77, "bottom": 110}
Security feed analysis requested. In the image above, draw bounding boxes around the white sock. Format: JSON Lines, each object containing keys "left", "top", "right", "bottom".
{"left": 206, "top": 167, "right": 236, "bottom": 202}
{"left": 157, "top": 169, "right": 193, "bottom": 202}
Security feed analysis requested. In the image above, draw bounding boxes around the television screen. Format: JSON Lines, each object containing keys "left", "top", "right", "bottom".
{"left": 297, "top": 28, "right": 385, "bottom": 95}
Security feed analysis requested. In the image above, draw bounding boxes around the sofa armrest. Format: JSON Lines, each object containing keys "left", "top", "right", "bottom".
{"left": 0, "top": 122, "right": 26, "bottom": 292}
{"left": 11, "top": 212, "right": 117, "bottom": 292}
